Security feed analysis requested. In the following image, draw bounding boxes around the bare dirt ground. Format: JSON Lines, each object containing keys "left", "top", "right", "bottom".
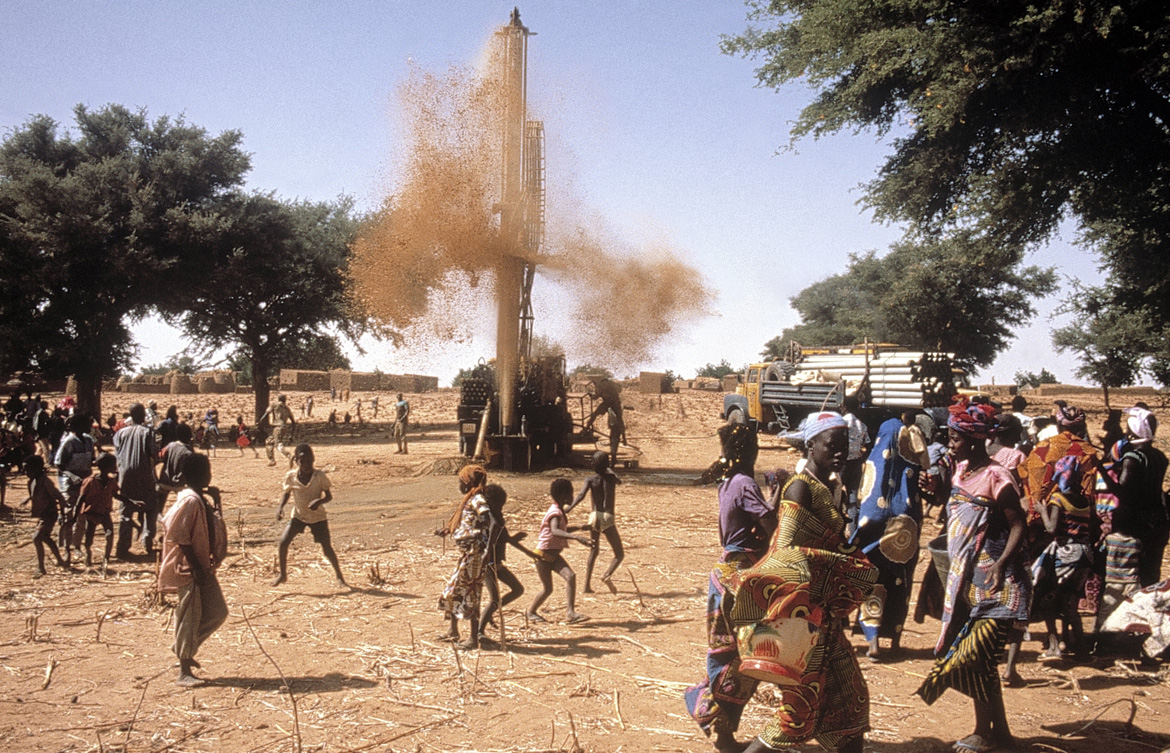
{"left": 0, "top": 388, "right": 1168, "bottom": 753}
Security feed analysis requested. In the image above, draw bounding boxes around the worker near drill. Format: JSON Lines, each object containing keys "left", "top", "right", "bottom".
{"left": 585, "top": 377, "right": 626, "bottom": 466}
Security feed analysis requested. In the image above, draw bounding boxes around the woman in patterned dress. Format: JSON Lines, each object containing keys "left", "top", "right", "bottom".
{"left": 437, "top": 464, "right": 491, "bottom": 649}
{"left": 687, "top": 413, "right": 877, "bottom": 753}
{"left": 916, "top": 399, "right": 1030, "bottom": 753}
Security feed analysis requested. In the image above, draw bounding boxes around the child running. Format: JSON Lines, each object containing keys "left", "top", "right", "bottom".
{"left": 528, "top": 478, "right": 590, "bottom": 624}
{"left": 23, "top": 455, "right": 67, "bottom": 576}
{"left": 273, "top": 444, "right": 348, "bottom": 588}
{"left": 479, "top": 483, "right": 525, "bottom": 641}
{"left": 567, "top": 451, "right": 625, "bottom": 593}
{"left": 233, "top": 416, "right": 259, "bottom": 458}
{"left": 76, "top": 453, "right": 125, "bottom": 567}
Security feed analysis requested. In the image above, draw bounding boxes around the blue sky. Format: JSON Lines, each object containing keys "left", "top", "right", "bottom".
{"left": 2, "top": 1, "right": 1104, "bottom": 385}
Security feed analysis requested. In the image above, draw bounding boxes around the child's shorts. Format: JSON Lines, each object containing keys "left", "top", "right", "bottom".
{"left": 535, "top": 549, "right": 568, "bottom": 568}
{"left": 287, "top": 517, "right": 331, "bottom": 543}
{"left": 588, "top": 511, "right": 616, "bottom": 531}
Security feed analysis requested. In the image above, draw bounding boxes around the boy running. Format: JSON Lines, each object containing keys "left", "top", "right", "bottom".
{"left": 77, "top": 453, "right": 125, "bottom": 567}
{"left": 568, "top": 451, "right": 625, "bottom": 592}
{"left": 273, "top": 444, "right": 347, "bottom": 588}
{"left": 23, "top": 455, "right": 68, "bottom": 576}
{"left": 528, "top": 478, "right": 590, "bottom": 624}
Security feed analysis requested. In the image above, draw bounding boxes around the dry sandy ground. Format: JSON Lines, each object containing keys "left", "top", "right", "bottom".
{"left": 0, "top": 388, "right": 1167, "bottom": 753}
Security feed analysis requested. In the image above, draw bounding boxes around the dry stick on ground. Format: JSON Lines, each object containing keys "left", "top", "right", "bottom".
{"left": 95, "top": 609, "right": 109, "bottom": 643}
{"left": 567, "top": 711, "right": 582, "bottom": 753}
{"left": 41, "top": 657, "right": 57, "bottom": 689}
{"left": 121, "top": 676, "right": 150, "bottom": 750}
{"left": 627, "top": 568, "right": 649, "bottom": 611}
{"left": 613, "top": 689, "right": 627, "bottom": 731}
{"left": 451, "top": 644, "right": 466, "bottom": 696}
{"left": 1060, "top": 697, "right": 1138, "bottom": 738}
{"left": 241, "top": 607, "right": 303, "bottom": 753}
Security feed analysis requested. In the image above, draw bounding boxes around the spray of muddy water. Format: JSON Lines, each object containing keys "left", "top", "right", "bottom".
{"left": 351, "top": 43, "right": 712, "bottom": 372}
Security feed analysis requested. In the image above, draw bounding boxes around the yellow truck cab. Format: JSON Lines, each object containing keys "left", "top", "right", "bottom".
{"left": 721, "top": 344, "right": 959, "bottom": 434}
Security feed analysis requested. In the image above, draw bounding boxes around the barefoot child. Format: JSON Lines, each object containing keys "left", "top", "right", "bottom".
{"left": 233, "top": 416, "right": 259, "bottom": 458}
{"left": 158, "top": 454, "right": 228, "bottom": 687}
{"left": 437, "top": 465, "right": 491, "bottom": 648}
{"left": 76, "top": 453, "right": 125, "bottom": 567}
{"left": 23, "top": 455, "right": 67, "bottom": 576}
{"left": 528, "top": 478, "right": 590, "bottom": 624}
{"left": 567, "top": 451, "right": 625, "bottom": 593}
{"left": 479, "top": 483, "right": 525, "bottom": 640}
{"left": 273, "top": 444, "right": 347, "bottom": 588}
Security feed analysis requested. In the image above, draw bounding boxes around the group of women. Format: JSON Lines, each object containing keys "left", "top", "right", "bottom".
{"left": 685, "top": 397, "right": 1169, "bottom": 753}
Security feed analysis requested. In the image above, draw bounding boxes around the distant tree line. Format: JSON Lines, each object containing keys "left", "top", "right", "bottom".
{"left": 0, "top": 104, "right": 379, "bottom": 419}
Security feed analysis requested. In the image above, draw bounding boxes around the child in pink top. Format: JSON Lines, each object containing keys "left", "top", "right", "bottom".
{"left": 527, "top": 478, "right": 590, "bottom": 624}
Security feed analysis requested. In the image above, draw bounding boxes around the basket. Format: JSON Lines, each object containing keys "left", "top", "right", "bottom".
{"left": 927, "top": 534, "right": 950, "bottom": 583}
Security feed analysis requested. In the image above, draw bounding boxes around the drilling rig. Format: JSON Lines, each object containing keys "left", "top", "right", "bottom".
{"left": 457, "top": 8, "right": 578, "bottom": 471}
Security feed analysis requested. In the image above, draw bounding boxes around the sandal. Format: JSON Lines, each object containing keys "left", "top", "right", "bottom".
{"left": 566, "top": 614, "right": 589, "bottom": 625}
{"left": 527, "top": 612, "right": 548, "bottom": 624}
{"left": 953, "top": 734, "right": 996, "bottom": 753}
{"left": 434, "top": 632, "right": 458, "bottom": 643}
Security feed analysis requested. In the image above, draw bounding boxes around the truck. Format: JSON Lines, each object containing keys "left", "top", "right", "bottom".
{"left": 721, "top": 343, "right": 960, "bottom": 433}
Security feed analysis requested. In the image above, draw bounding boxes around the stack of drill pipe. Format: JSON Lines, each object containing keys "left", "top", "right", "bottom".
{"left": 790, "top": 350, "right": 957, "bottom": 409}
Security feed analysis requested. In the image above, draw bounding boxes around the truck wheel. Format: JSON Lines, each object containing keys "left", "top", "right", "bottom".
{"left": 727, "top": 407, "right": 746, "bottom": 425}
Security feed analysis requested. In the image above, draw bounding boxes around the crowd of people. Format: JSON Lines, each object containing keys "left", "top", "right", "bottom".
{"left": 4, "top": 384, "right": 1168, "bottom": 742}
{"left": 685, "top": 396, "right": 1170, "bottom": 753}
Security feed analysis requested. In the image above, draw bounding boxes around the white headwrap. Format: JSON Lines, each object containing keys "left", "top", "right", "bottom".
{"left": 1125, "top": 406, "right": 1156, "bottom": 444}
{"left": 802, "top": 411, "right": 848, "bottom": 443}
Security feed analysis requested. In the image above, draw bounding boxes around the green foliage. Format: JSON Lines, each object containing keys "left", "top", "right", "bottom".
{"left": 763, "top": 232, "right": 1055, "bottom": 370}
{"left": 141, "top": 354, "right": 206, "bottom": 376}
{"left": 725, "top": 1, "right": 1170, "bottom": 369}
{"left": 1014, "top": 368, "right": 1059, "bottom": 389}
{"left": 173, "top": 194, "right": 368, "bottom": 417}
{"left": 696, "top": 360, "right": 738, "bottom": 379}
{"left": 570, "top": 363, "right": 613, "bottom": 379}
{"left": 1053, "top": 283, "right": 1154, "bottom": 396}
{"left": 0, "top": 104, "right": 249, "bottom": 412}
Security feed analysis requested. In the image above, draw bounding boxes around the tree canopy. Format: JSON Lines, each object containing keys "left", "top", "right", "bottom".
{"left": 696, "top": 360, "right": 738, "bottom": 379}
{"left": 174, "top": 193, "right": 366, "bottom": 419}
{"left": 0, "top": 104, "right": 250, "bottom": 414}
{"left": 762, "top": 233, "right": 1054, "bottom": 370}
{"left": 726, "top": 1, "right": 1170, "bottom": 369}
{"left": 1052, "top": 283, "right": 1154, "bottom": 403}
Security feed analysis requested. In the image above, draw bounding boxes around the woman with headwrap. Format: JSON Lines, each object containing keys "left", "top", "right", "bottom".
{"left": 1100, "top": 407, "right": 1168, "bottom": 588}
{"left": 686, "top": 422, "right": 777, "bottom": 752}
{"left": 437, "top": 464, "right": 491, "bottom": 648}
{"left": 1019, "top": 404, "right": 1099, "bottom": 660}
{"left": 687, "top": 413, "right": 876, "bottom": 753}
{"left": 852, "top": 416, "right": 925, "bottom": 661}
{"left": 916, "top": 399, "right": 1029, "bottom": 753}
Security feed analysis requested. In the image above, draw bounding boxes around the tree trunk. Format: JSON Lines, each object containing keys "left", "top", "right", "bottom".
{"left": 1102, "top": 383, "right": 1111, "bottom": 409}
{"left": 252, "top": 356, "right": 271, "bottom": 424}
{"left": 74, "top": 376, "right": 103, "bottom": 423}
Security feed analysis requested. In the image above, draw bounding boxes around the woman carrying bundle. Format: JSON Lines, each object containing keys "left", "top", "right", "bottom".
{"left": 687, "top": 413, "right": 877, "bottom": 753}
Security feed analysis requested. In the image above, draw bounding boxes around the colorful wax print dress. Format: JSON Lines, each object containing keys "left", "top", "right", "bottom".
{"left": 917, "top": 461, "right": 1030, "bottom": 705}
{"left": 438, "top": 492, "right": 490, "bottom": 620}
{"left": 687, "top": 471, "right": 876, "bottom": 749}
{"left": 851, "top": 418, "right": 924, "bottom": 642}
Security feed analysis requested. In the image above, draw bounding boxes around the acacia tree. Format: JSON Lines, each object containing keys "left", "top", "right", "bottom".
{"left": 725, "top": 1, "right": 1170, "bottom": 350}
{"left": 0, "top": 104, "right": 249, "bottom": 416}
{"left": 175, "top": 194, "right": 369, "bottom": 420}
{"left": 1052, "top": 284, "right": 1151, "bottom": 406}
{"left": 763, "top": 233, "right": 1054, "bottom": 370}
